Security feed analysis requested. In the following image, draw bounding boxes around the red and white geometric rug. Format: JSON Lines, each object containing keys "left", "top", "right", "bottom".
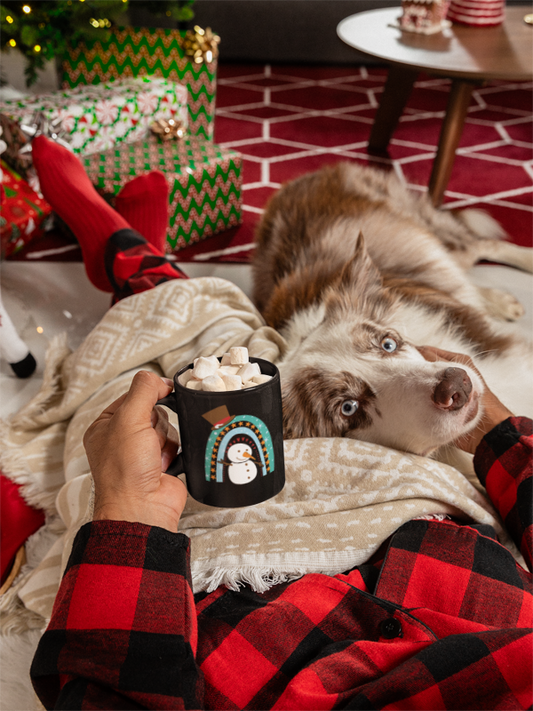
{"left": 8, "top": 64, "right": 532, "bottom": 264}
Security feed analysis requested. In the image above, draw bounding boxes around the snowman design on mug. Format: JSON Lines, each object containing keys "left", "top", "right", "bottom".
{"left": 203, "top": 406, "right": 275, "bottom": 485}
{"left": 223, "top": 443, "right": 261, "bottom": 484}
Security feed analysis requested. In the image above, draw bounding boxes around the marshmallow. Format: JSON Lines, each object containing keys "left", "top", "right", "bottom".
{"left": 202, "top": 374, "right": 226, "bottom": 392}
{"left": 221, "top": 373, "right": 243, "bottom": 391}
{"left": 229, "top": 346, "right": 249, "bottom": 365}
{"left": 194, "top": 355, "right": 218, "bottom": 366}
{"left": 182, "top": 349, "right": 272, "bottom": 392}
{"left": 193, "top": 356, "right": 219, "bottom": 380}
{"left": 238, "top": 362, "right": 261, "bottom": 382}
{"left": 218, "top": 365, "right": 240, "bottom": 377}
{"left": 252, "top": 374, "right": 272, "bottom": 385}
{"left": 178, "top": 368, "right": 195, "bottom": 386}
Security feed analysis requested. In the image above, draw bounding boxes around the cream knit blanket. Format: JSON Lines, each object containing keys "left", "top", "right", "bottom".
{"left": 0, "top": 277, "right": 508, "bottom": 633}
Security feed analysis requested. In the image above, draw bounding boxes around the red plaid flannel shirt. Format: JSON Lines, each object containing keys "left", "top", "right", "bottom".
{"left": 31, "top": 417, "right": 533, "bottom": 710}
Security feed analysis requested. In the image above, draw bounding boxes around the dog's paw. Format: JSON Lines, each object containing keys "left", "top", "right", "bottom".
{"left": 478, "top": 286, "right": 525, "bottom": 321}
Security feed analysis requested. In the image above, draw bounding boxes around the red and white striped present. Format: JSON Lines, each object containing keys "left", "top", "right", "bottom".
{"left": 447, "top": 0, "right": 505, "bottom": 26}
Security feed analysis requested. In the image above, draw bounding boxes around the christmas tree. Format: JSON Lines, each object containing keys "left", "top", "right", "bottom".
{"left": 1, "top": 0, "right": 196, "bottom": 86}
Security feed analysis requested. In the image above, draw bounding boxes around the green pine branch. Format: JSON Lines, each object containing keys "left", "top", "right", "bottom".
{"left": 1, "top": 0, "right": 196, "bottom": 86}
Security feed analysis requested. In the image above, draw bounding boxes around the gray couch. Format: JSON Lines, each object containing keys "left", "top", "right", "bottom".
{"left": 129, "top": 0, "right": 530, "bottom": 65}
{"left": 188, "top": 0, "right": 398, "bottom": 64}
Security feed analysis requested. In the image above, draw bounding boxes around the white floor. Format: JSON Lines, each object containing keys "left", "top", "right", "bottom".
{"left": 1, "top": 260, "right": 532, "bottom": 421}
{"left": 0, "top": 261, "right": 254, "bottom": 419}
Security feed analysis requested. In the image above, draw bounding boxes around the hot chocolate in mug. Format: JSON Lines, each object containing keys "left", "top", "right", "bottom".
{"left": 157, "top": 357, "right": 285, "bottom": 508}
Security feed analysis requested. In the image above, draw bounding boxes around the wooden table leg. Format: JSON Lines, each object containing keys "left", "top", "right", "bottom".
{"left": 368, "top": 65, "right": 418, "bottom": 153}
{"left": 428, "top": 79, "right": 480, "bottom": 207}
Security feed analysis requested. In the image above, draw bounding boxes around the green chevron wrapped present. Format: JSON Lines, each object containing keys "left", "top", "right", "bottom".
{"left": 61, "top": 26, "right": 218, "bottom": 141}
{"left": 83, "top": 135, "right": 242, "bottom": 251}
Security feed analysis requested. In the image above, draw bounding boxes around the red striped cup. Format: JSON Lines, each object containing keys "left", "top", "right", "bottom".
{"left": 447, "top": 0, "right": 505, "bottom": 26}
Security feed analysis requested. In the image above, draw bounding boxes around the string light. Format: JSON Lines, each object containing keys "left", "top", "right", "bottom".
{"left": 90, "top": 17, "right": 111, "bottom": 28}
{"left": 7, "top": 0, "right": 129, "bottom": 85}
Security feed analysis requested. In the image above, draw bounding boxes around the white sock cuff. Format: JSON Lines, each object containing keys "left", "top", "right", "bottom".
{"left": 0, "top": 295, "right": 30, "bottom": 364}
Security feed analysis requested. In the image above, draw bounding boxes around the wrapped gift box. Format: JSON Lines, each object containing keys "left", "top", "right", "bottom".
{"left": 0, "top": 161, "right": 52, "bottom": 258}
{"left": 83, "top": 135, "right": 242, "bottom": 252}
{"left": 61, "top": 26, "right": 218, "bottom": 141}
{"left": 0, "top": 77, "right": 188, "bottom": 163}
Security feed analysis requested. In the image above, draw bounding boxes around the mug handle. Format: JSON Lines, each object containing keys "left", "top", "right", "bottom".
{"left": 156, "top": 393, "right": 177, "bottom": 412}
{"left": 156, "top": 394, "right": 185, "bottom": 478}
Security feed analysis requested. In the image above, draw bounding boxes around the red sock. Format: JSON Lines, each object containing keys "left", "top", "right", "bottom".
{"left": 31, "top": 136, "right": 130, "bottom": 292}
{"left": 115, "top": 172, "right": 169, "bottom": 254}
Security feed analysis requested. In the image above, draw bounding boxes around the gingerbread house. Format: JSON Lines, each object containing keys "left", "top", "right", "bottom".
{"left": 399, "top": 0, "right": 451, "bottom": 33}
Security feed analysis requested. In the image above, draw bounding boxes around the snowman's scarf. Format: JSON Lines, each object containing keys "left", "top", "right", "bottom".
{"left": 0, "top": 277, "right": 508, "bottom": 632}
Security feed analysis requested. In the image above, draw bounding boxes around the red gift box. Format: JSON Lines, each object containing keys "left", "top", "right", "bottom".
{"left": 0, "top": 160, "right": 52, "bottom": 258}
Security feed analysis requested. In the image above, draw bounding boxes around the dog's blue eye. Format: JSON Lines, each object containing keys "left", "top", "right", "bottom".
{"left": 381, "top": 337, "right": 398, "bottom": 353}
{"left": 341, "top": 400, "right": 359, "bottom": 417}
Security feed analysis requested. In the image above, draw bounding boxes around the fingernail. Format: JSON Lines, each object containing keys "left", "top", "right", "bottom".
{"left": 161, "top": 377, "right": 173, "bottom": 387}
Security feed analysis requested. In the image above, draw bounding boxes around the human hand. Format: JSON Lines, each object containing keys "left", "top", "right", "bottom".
{"left": 418, "top": 346, "right": 514, "bottom": 455}
{"left": 84, "top": 370, "right": 187, "bottom": 532}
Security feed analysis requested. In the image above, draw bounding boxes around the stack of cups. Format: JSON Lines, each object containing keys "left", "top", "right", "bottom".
{"left": 447, "top": 0, "right": 505, "bottom": 26}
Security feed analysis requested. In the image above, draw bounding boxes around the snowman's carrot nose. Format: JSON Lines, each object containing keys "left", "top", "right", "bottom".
{"left": 242, "top": 451, "right": 253, "bottom": 458}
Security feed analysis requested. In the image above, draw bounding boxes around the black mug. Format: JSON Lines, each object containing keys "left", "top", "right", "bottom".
{"left": 158, "top": 357, "right": 285, "bottom": 508}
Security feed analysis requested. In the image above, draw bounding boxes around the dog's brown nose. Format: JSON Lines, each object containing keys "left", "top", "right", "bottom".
{"left": 433, "top": 367, "right": 472, "bottom": 411}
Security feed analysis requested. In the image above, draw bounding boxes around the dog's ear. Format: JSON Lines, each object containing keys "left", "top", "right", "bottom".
{"left": 324, "top": 232, "right": 392, "bottom": 321}
{"left": 338, "top": 232, "right": 382, "bottom": 297}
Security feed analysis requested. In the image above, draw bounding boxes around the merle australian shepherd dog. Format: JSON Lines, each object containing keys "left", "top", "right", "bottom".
{"left": 252, "top": 162, "right": 533, "bottom": 469}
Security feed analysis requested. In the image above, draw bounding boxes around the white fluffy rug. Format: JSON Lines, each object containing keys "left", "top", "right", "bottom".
{"left": 0, "top": 630, "right": 43, "bottom": 711}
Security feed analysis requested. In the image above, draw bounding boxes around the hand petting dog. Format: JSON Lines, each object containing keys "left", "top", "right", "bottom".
{"left": 418, "top": 346, "right": 514, "bottom": 454}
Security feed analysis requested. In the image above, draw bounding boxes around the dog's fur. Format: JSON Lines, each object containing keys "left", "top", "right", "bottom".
{"left": 252, "top": 162, "right": 533, "bottom": 463}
